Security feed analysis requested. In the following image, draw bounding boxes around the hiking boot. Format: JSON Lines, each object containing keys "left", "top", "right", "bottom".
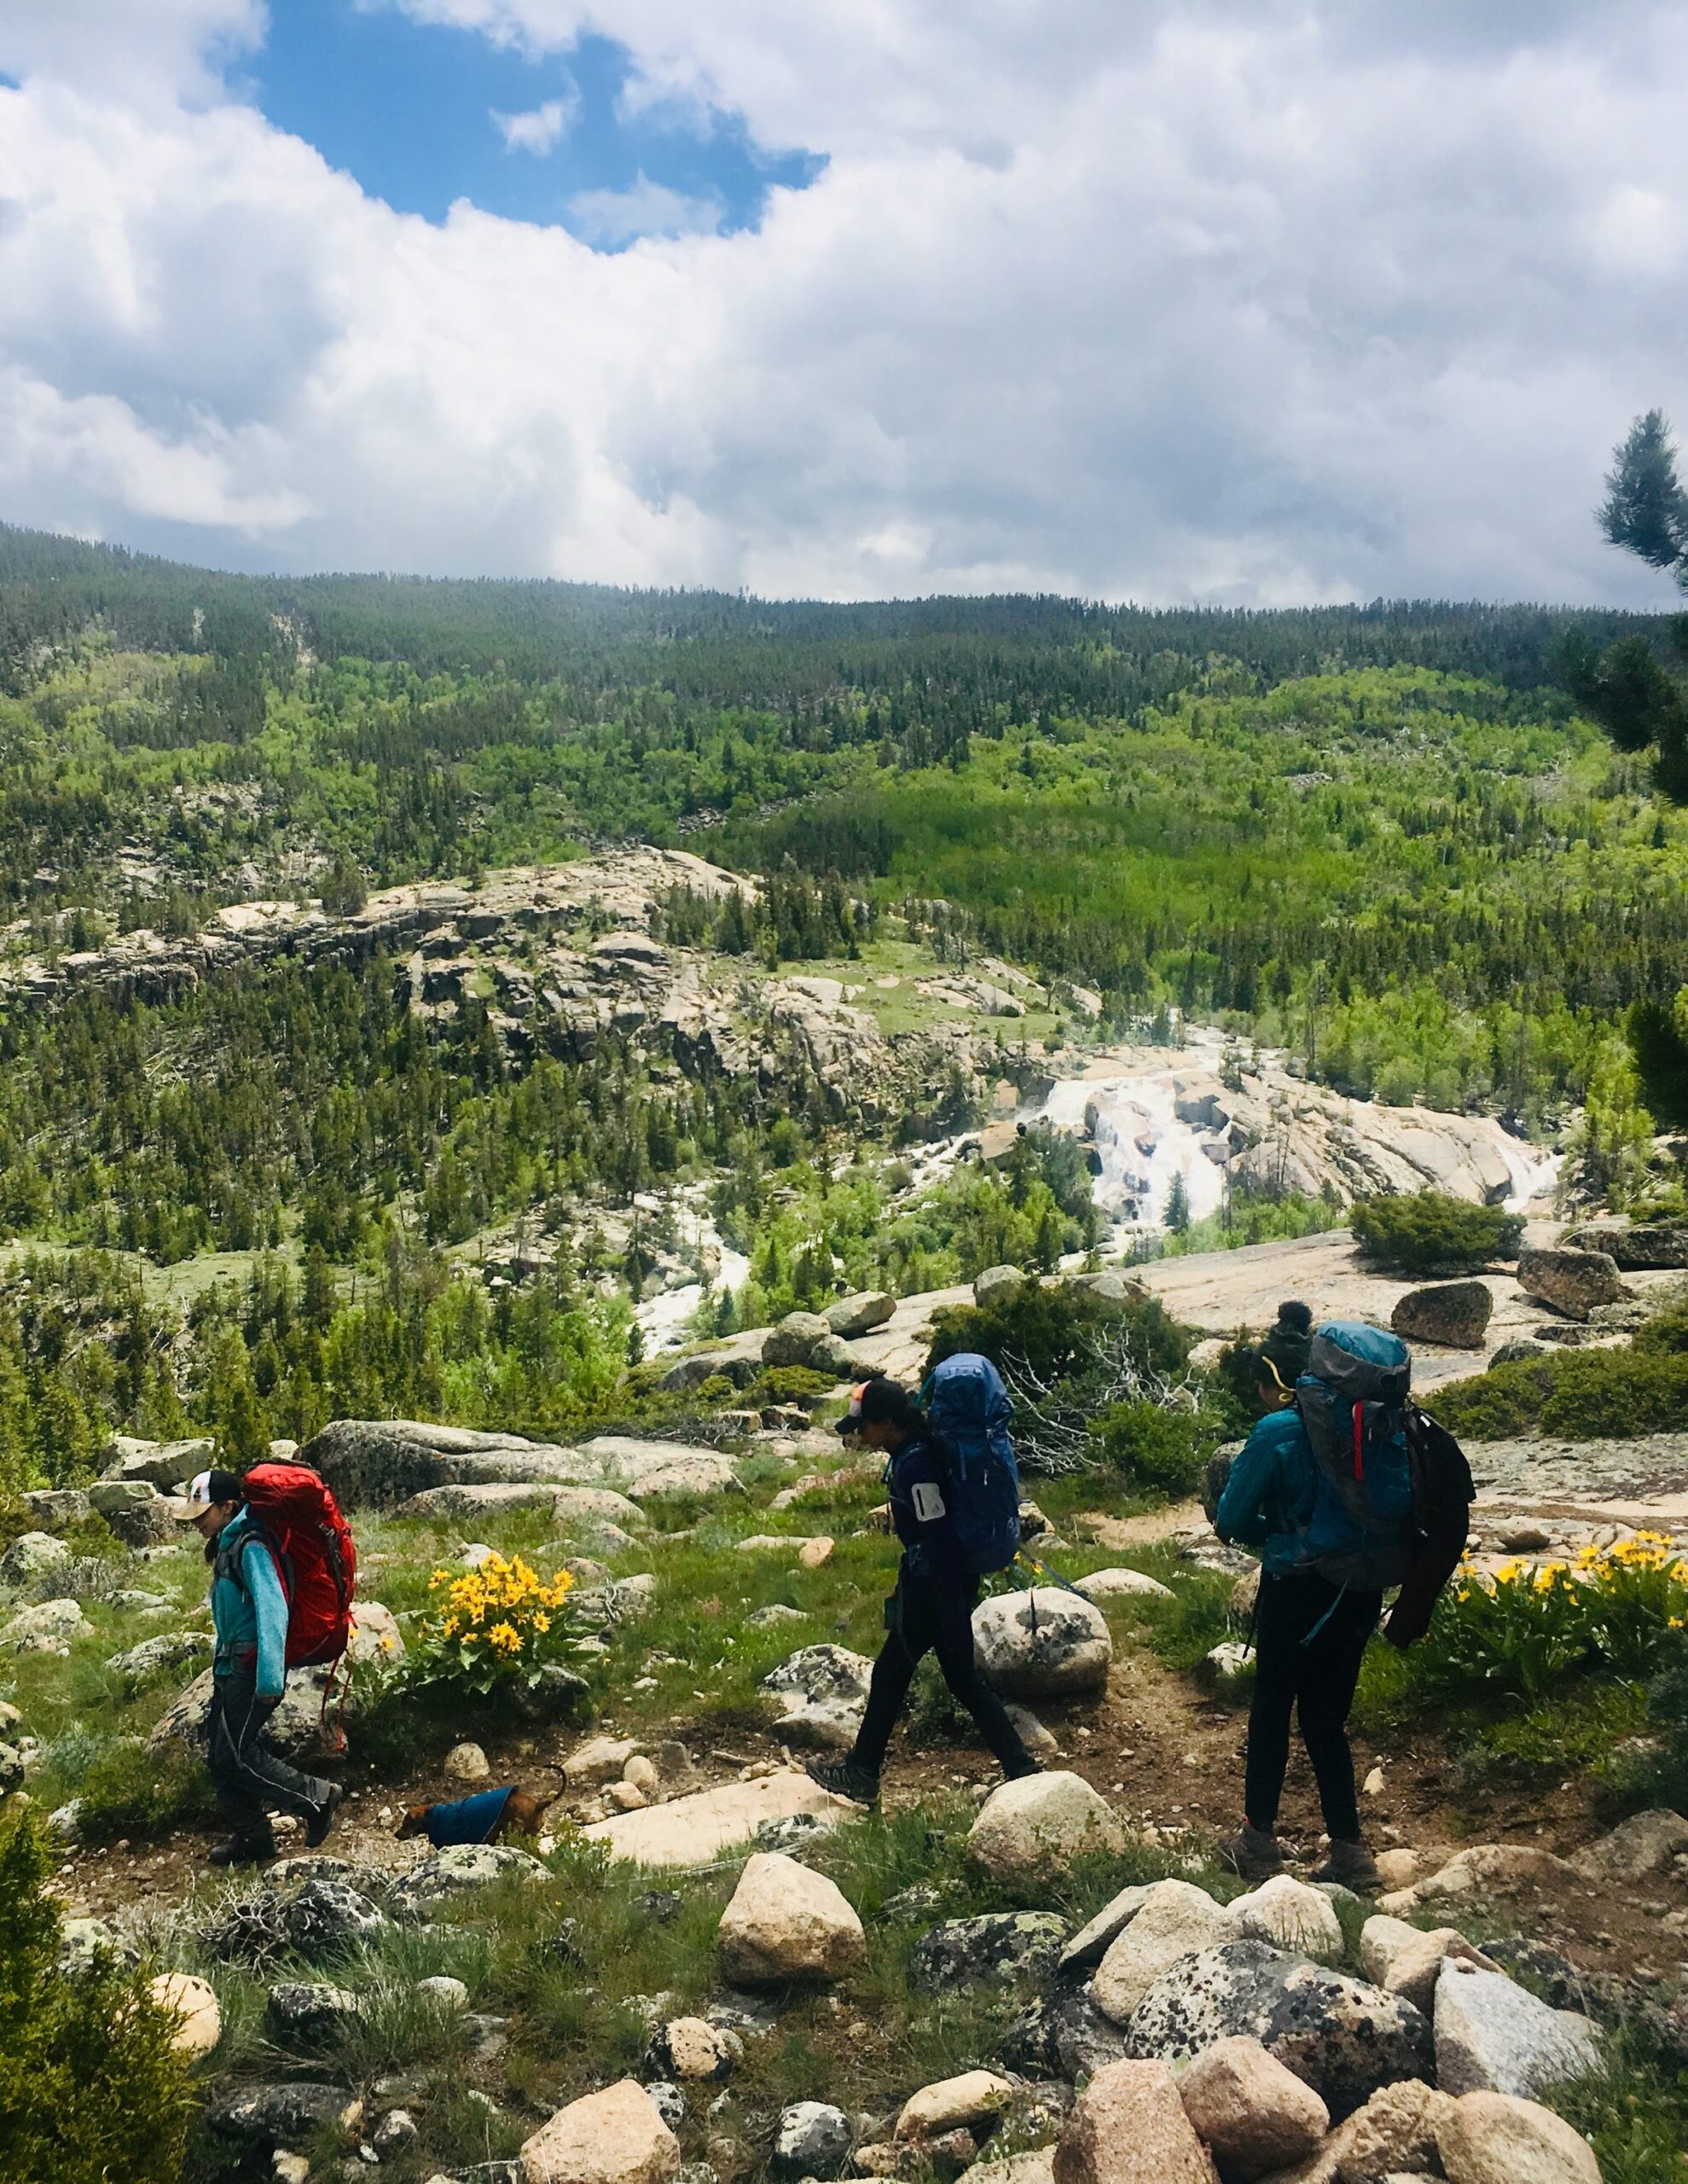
{"left": 208, "top": 1834, "right": 276, "bottom": 1868}
{"left": 1004, "top": 1756, "right": 1042, "bottom": 1782}
{"left": 305, "top": 1783, "right": 345, "bottom": 1849}
{"left": 1310, "top": 1838, "right": 1382, "bottom": 1893}
{"left": 1223, "top": 1822, "right": 1286, "bottom": 1883}
{"left": 806, "top": 1756, "right": 881, "bottom": 1807}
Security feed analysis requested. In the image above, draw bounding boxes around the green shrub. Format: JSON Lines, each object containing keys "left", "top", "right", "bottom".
{"left": 1434, "top": 1345, "right": 1688, "bottom": 1441}
{"left": 747, "top": 1365, "right": 836, "bottom": 1405}
{"left": 73, "top": 1738, "right": 218, "bottom": 1844}
{"left": 1088, "top": 1400, "right": 1208, "bottom": 1497}
{"left": 0, "top": 1809, "right": 194, "bottom": 2184}
{"left": 1350, "top": 1190, "right": 1524, "bottom": 1275}
{"left": 925, "top": 1281, "right": 1188, "bottom": 1386}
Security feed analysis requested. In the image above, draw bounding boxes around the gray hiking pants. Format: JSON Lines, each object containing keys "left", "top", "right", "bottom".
{"left": 206, "top": 1663, "right": 333, "bottom": 1848}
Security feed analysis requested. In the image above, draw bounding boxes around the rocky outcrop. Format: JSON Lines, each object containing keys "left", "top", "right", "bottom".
{"left": 1564, "top": 1217, "right": 1688, "bottom": 1270}
{"left": 300, "top": 1419, "right": 739, "bottom": 1511}
{"left": 910, "top": 1913, "right": 1069, "bottom": 1992}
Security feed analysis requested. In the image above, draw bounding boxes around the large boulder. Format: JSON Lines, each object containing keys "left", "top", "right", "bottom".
{"left": 1176, "top": 2035, "right": 1329, "bottom": 2181}
{"left": 580, "top": 1438, "right": 741, "bottom": 1500}
{"left": 1124, "top": 1939, "right": 1433, "bottom": 2123}
{"left": 911, "top": 1912, "right": 1070, "bottom": 1992}
{"left": 109, "top": 1630, "right": 212, "bottom": 1689}
{"left": 761, "top": 1645, "right": 873, "bottom": 1751}
{"left": 1435, "top": 2090, "right": 1601, "bottom": 2184}
{"left": 1569, "top": 1807, "right": 1688, "bottom": 1884}
{"left": 0, "top": 1531, "right": 73, "bottom": 1585}
{"left": 519, "top": 2078, "right": 681, "bottom": 2184}
{"left": 969, "top": 1771, "right": 1125, "bottom": 1882}
{"left": 826, "top": 1292, "right": 895, "bottom": 1339}
{"left": 1389, "top": 1281, "right": 1494, "bottom": 1349}
{"left": 20, "top": 1488, "right": 91, "bottom": 1529}
{"left": 300, "top": 1417, "right": 586, "bottom": 1510}
{"left": 973, "top": 1589, "right": 1113, "bottom": 1698}
{"left": 762, "top": 1312, "right": 832, "bottom": 1369}
{"left": 973, "top": 1265, "right": 1027, "bottom": 1307}
{"left": 101, "top": 1434, "right": 213, "bottom": 1490}
{"left": 1, "top": 1597, "right": 88, "bottom": 1651}
{"left": 1515, "top": 1247, "right": 1625, "bottom": 1321}
{"left": 716, "top": 1851, "right": 865, "bottom": 1985}
{"left": 1052, "top": 2059, "right": 1215, "bottom": 2184}
{"left": 1432, "top": 1959, "right": 1602, "bottom": 2100}
{"left": 1093, "top": 1880, "right": 1234, "bottom": 2026}
{"left": 399, "top": 1482, "right": 643, "bottom": 1523}
{"left": 1563, "top": 1218, "right": 1688, "bottom": 1271}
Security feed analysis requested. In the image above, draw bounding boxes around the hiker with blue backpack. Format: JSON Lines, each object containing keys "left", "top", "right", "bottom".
{"left": 808, "top": 1365, "right": 1040, "bottom": 1806}
{"left": 1215, "top": 1321, "right": 1473, "bottom": 1890}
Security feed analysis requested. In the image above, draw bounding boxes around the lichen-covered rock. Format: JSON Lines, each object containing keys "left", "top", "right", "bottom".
{"left": 1389, "top": 1281, "right": 1494, "bottom": 1349}
{"left": 911, "top": 1912, "right": 1069, "bottom": 1991}
{"left": 1001, "top": 1974, "right": 1134, "bottom": 2082}
{"left": 391, "top": 1843, "right": 550, "bottom": 1920}
{"left": 1052, "top": 2059, "right": 1214, "bottom": 2184}
{"left": 1125, "top": 1940, "right": 1433, "bottom": 2123}
{"left": 716, "top": 1851, "right": 865, "bottom": 1985}
{"left": 264, "top": 1981, "right": 364, "bottom": 2042}
{"left": 761, "top": 1644, "right": 873, "bottom": 1751}
{"left": 645, "top": 2017, "right": 738, "bottom": 2082}
{"left": 969, "top": 1771, "right": 1125, "bottom": 1881}
{"left": 1176, "top": 2035, "right": 1329, "bottom": 2181}
{"left": 1515, "top": 1247, "right": 1624, "bottom": 1321}
{"left": 0, "top": 1531, "right": 72, "bottom": 1584}
{"left": 1093, "top": 1880, "right": 1234, "bottom": 2026}
{"left": 762, "top": 1312, "right": 832, "bottom": 1368}
{"left": 1563, "top": 1219, "right": 1688, "bottom": 1271}
{"left": 1569, "top": 1807, "right": 1688, "bottom": 1884}
{"left": 973, "top": 1589, "right": 1112, "bottom": 1698}
{"left": 208, "top": 2082, "right": 363, "bottom": 2151}
{"left": 107, "top": 1630, "right": 213, "bottom": 1688}
{"left": 1, "top": 1597, "right": 88, "bottom": 1650}
{"left": 772, "top": 2102, "right": 853, "bottom": 2181}
{"left": 1432, "top": 1960, "right": 1602, "bottom": 2100}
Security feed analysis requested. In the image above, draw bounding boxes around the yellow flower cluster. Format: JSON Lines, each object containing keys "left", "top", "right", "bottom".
{"left": 1574, "top": 1529, "right": 1679, "bottom": 1576}
{"left": 426, "top": 1552, "right": 573, "bottom": 1658}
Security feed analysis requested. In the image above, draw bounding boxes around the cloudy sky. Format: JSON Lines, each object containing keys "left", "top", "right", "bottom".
{"left": 1, "top": 1, "right": 1685, "bottom": 606}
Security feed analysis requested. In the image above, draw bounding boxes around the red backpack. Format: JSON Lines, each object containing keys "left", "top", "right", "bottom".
{"left": 239, "top": 1462, "right": 358, "bottom": 1667}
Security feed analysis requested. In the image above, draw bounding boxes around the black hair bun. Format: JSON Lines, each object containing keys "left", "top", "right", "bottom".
{"left": 1276, "top": 1300, "right": 1314, "bottom": 1333}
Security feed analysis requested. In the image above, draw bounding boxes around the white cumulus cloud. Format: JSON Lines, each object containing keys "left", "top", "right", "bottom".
{"left": 0, "top": 3, "right": 1685, "bottom": 606}
{"left": 490, "top": 90, "right": 578, "bottom": 154}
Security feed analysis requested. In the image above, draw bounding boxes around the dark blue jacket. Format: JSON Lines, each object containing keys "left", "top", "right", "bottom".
{"left": 885, "top": 1426, "right": 964, "bottom": 1577}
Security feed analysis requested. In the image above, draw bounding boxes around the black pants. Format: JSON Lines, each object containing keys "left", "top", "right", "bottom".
{"left": 1244, "top": 1571, "right": 1381, "bottom": 1843}
{"left": 850, "top": 1562, "right": 1035, "bottom": 1779}
{"left": 206, "top": 1664, "right": 334, "bottom": 1848}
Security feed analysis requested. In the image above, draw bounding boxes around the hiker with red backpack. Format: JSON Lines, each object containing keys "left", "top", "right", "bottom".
{"left": 807, "top": 1365, "right": 1040, "bottom": 1807}
{"left": 170, "top": 1464, "right": 356, "bottom": 1866}
{"left": 1215, "top": 1321, "right": 1472, "bottom": 1891}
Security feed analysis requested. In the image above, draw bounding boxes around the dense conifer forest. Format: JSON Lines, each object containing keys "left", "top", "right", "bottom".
{"left": 0, "top": 523, "right": 1684, "bottom": 1497}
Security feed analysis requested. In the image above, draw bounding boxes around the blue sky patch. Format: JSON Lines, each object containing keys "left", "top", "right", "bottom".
{"left": 244, "top": 0, "right": 824, "bottom": 247}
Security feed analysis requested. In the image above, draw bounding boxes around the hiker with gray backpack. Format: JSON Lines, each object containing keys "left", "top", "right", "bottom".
{"left": 1215, "top": 1320, "right": 1474, "bottom": 1889}
{"left": 808, "top": 1362, "right": 1041, "bottom": 1805}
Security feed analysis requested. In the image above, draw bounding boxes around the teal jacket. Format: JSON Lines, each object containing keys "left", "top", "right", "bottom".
{"left": 1215, "top": 1405, "right": 1319, "bottom": 1578}
{"left": 211, "top": 1507, "right": 289, "bottom": 1699}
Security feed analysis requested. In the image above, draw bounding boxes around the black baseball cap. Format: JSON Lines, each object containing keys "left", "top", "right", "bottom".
{"left": 836, "top": 1378, "right": 915, "bottom": 1437}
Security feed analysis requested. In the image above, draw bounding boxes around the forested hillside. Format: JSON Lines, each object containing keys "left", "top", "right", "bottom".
{"left": 0, "top": 523, "right": 1684, "bottom": 1493}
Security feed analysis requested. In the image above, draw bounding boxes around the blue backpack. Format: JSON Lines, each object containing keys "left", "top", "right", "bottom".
{"left": 1290, "top": 1321, "right": 1416, "bottom": 1589}
{"left": 922, "top": 1351, "right": 1023, "bottom": 1576}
